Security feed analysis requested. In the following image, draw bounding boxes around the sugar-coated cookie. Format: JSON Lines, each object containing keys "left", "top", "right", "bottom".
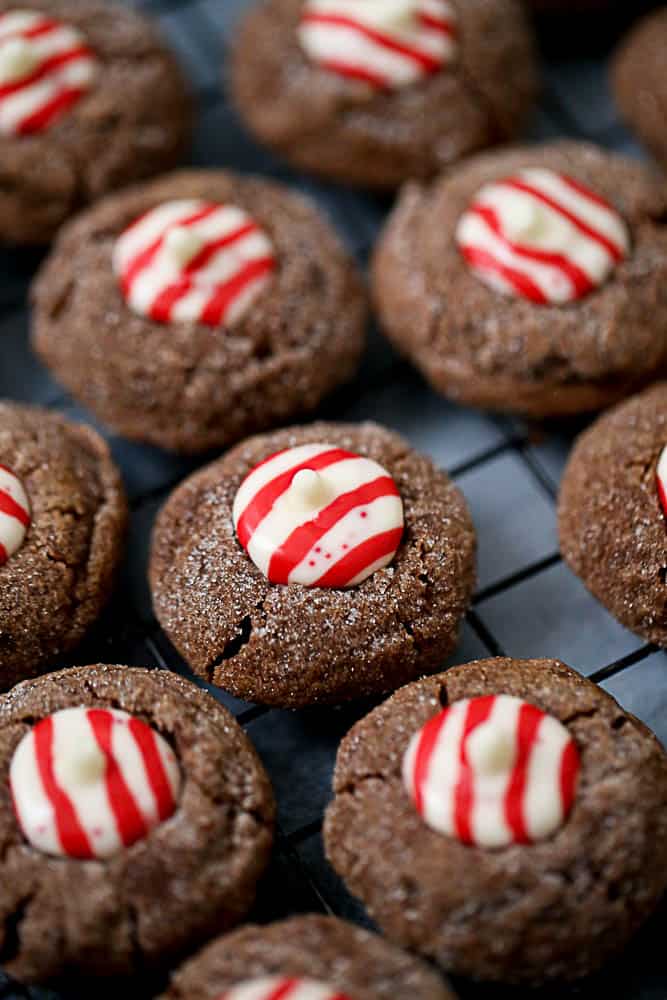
{"left": 372, "top": 140, "right": 667, "bottom": 418}
{"left": 0, "top": 0, "right": 191, "bottom": 244}
{"left": 230, "top": 0, "right": 537, "bottom": 190}
{"left": 161, "top": 915, "right": 456, "bottom": 1000}
{"left": 31, "top": 170, "right": 366, "bottom": 453}
{"left": 0, "top": 401, "right": 126, "bottom": 689}
{"left": 324, "top": 657, "right": 667, "bottom": 983}
{"left": 559, "top": 382, "right": 667, "bottom": 646}
{"left": 0, "top": 665, "right": 275, "bottom": 982}
{"left": 150, "top": 421, "right": 476, "bottom": 707}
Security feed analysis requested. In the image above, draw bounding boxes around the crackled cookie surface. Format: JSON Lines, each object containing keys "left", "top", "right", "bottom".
{"left": 373, "top": 141, "right": 667, "bottom": 418}
{"left": 231, "top": 0, "right": 537, "bottom": 189}
{"left": 0, "top": 665, "right": 275, "bottom": 982}
{"left": 0, "top": 0, "right": 191, "bottom": 244}
{"left": 32, "top": 170, "right": 366, "bottom": 453}
{"left": 0, "top": 401, "right": 127, "bottom": 689}
{"left": 149, "top": 421, "right": 476, "bottom": 707}
{"left": 324, "top": 657, "right": 667, "bottom": 984}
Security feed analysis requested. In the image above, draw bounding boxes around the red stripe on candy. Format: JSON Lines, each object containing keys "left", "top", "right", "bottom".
{"left": 236, "top": 448, "right": 354, "bottom": 549}
{"left": 87, "top": 710, "right": 149, "bottom": 848}
{"left": 128, "top": 717, "right": 176, "bottom": 822}
{"left": 460, "top": 244, "right": 549, "bottom": 304}
{"left": 499, "top": 178, "right": 625, "bottom": 262}
{"left": 198, "top": 255, "right": 275, "bottom": 326}
{"left": 0, "top": 488, "right": 30, "bottom": 526}
{"left": 0, "top": 541, "right": 7, "bottom": 565}
{"left": 658, "top": 474, "right": 667, "bottom": 519}
{"left": 316, "top": 58, "right": 388, "bottom": 88}
{"left": 267, "top": 475, "right": 399, "bottom": 584}
{"left": 412, "top": 710, "right": 449, "bottom": 815}
{"left": 312, "top": 526, "right": 403, "bottom": 588}
{"left": 419, "top": 11, "right": 455, "bottom": 34}
{"left": 558, "top": 172, "right": 617, "bottom": 212}
{"left": 453, "top": 695, "right": 495, "bottom": 845}
{"left": 469, "top": 203, "right": 594, "bottom": 299}
{"left": 559, "top": 738, "right": 580, "bottom": 815}
{"left": 301, "top": 12, "right": 442, "bottom": 72}
{"left": 33, "top": 716, "right": 94, "bottom": 858}
{"left": 16, "top": 85, "right": 85, "bottom": 134}
{"left": 503, "top": 702, "right": 543, "bottom": 844}
{"left": 0, "top": 46, "right": 92, "bottom": 99}
{"left": 121, "top": 205, "right": 220, "bottom": 295}
{"left": 184, "top": 221, "right": 259, "bottom": 274}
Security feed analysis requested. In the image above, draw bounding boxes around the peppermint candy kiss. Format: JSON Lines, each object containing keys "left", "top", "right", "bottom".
{"left": 0, "top": 11, "right": 98, "bottom": 137}
{"left": 10, "top": 707, "right": 181, "bottom": 859}
{"left": 112, "top": 200, "right": 276, "bottom": 328}
{"left": 657, "top": 445, "right": 667, "bottom": 520}
{"left": 456, "top": 168, "right": 630, "bottom": 305}
{"left": 215, "top": 978, "right": 354, "bottom": 1000}
{"left": 298, "top": 0, "right": 457, "bottom": 91}
{"left": 0, "top": 463, "right": 30, "bottom": 566}
{"left": 403, "top": 694, "right": 580, "bottom": 848}
{"left": 232, "top": 444, "right": 404, "bottom": 587}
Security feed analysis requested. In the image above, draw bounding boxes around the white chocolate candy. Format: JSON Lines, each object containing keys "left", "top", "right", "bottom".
{"left": 216, "top": 979, "right": 354, "bottom": 1000}
{"left": 0, "top": 11, "right": 98, "bottom": 137}
{"left": 0, "top": 463, "right": 30, "bottom": 566}
{"left": 10, "top": 706, "right": 181, "bottom": 859}
{"left": 233, "top": 443, "right": 404, "bottom": 588}
{"left": 298, "top": 0, "right": 457, "bottom": 91}
{"left": 113, "top": 200, "right": 276, "bottom": 327}
{"left": 456, "top": 167, "right": 630, "bottom": 305}
{"left": 403, "top": 694, "right": 580, "bottom": 848}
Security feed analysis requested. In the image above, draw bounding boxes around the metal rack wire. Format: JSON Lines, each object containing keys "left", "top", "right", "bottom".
{"left": 1, "top": 1, "right": 665, "bottom": 997}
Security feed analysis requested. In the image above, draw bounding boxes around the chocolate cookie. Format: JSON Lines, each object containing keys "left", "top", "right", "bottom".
{"left": 324, "top": 657, "right": 667, "bottom": 984}
{"left": 559, "top": 382, "right": 667, "bottom": 646}
{"left": 31, "top": 170, "right": 367, "bottom": 453}
{"left": 612, "top": 8, "right": 667, "bottom": 169}
{"left": 162, "top": 915, "right": 455, "bottom": 1000}
{"left": 230, "top": 0, "right": 538, "bottom": 190}
{"left": 149, "top": 421, "right": 476, "bottom": 708}
{"left": 0, "top": 663, "right": 275, "bottom": 982}
{"left": 372, "top": 140, "right": 667, "bottom": 418}
{"left": 0, "top": 402, "right": 127, "bottom": 690}
{"left": 0, "top": 0, "right": 191, "bottom": 245}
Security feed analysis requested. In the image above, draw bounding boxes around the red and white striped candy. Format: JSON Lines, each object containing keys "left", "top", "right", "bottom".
{"left": 456, "top": 168, "right": 630, "bottom": 306}
{"left": 298, "top": 0, "right": 457, "bottom": 91}
{"left": 112, "top": 200, "right": 276, "bottom": 328}
{"left": 232, "top": 443, "right": 404, "bottom": 588}
{"left": 403, "top": 694, "right": 580, "bottom": 848}
{"left": 0, "top": 10, "right": 97, "bottom": 137}
{"left": 0, "top": 463, "right": 30, "bottom": 566}
{"left": 657, "top": 445, "right": 667, "bottom": 518}
{"left": 216, "top": 978, "right": 353, "bottom": 1000}
{"left": 10, "top": 706, "right": 181, "bottom": 859}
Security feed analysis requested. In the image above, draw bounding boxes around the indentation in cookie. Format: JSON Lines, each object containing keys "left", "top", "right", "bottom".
{"left": 232, "top": 443, "right": 404, "bottom": 587}
{"left": 0, "top": 10, "right": 98, "bottom": 136}
{"left": 403, "top": 693, "right": 580, "bottom": 847}
{"left": 10, "top": 706, "right": 181, "bottom": 859}
{"left": 0, "top": 463, "right": 30, "bottom": 566}
{"left": 298, "top": 0, "right": 457, "bottom": 91}
{"left": 456, "top": 168, "right": 630, "bottom": 305}
{"left": 112, "top": 199, "right": 276, "bottom": 327}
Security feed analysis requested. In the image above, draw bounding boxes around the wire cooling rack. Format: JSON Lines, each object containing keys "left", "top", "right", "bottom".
{"left": 1, "top": 1, "right": 666, "bottom": 998}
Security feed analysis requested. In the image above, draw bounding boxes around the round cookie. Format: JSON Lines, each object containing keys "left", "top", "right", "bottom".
{"left": 31, "top": 170, "right": 367, "bottom": 453}
{"left": 559, "top": 382, "right": 667, "bottom": 646}
{"left": 149, "top": 421, "right": 476, "bottom": 708}
{"left": 161, "top": 915, "right": 455, "bottom": 1000}
{"left": 230, "top": 0, "right": 538, "bottom": 190}
{"left": 0, "top": 0, "right": 191, "bottom": 245}
{"left": 0, "top": 401, "right": 127, "bottom": 690}
{"left": 0, "top": 664, "right": 275, "bottom": 982}
{"left": 612, "top": 8, "right": 667, "bottom": 169}
{"left": 323, "top": 657, "right": 667, "bottom": 984}
{"left": 372, "top": 140, "right": 667, "bottom": 418}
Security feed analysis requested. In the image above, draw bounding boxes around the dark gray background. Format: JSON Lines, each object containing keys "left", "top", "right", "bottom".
{"left": 0, "top": 1, "right": 666, "bottom": 997}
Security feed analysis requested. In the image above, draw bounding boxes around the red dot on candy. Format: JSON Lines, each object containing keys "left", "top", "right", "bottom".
{"left": 360, "top": 511, "right": 368, "bottom": 519}
{"left": 325, "top": 553, "right": 332, "bottom": 559}
{"left": 309, "top": 560, "right": 315, "bottom": 566}
{"left": 342, "top": 544, "right": 348, "bottom": 550}
{"left": 315, "top": 546, "right": 322, "bottom": 553}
